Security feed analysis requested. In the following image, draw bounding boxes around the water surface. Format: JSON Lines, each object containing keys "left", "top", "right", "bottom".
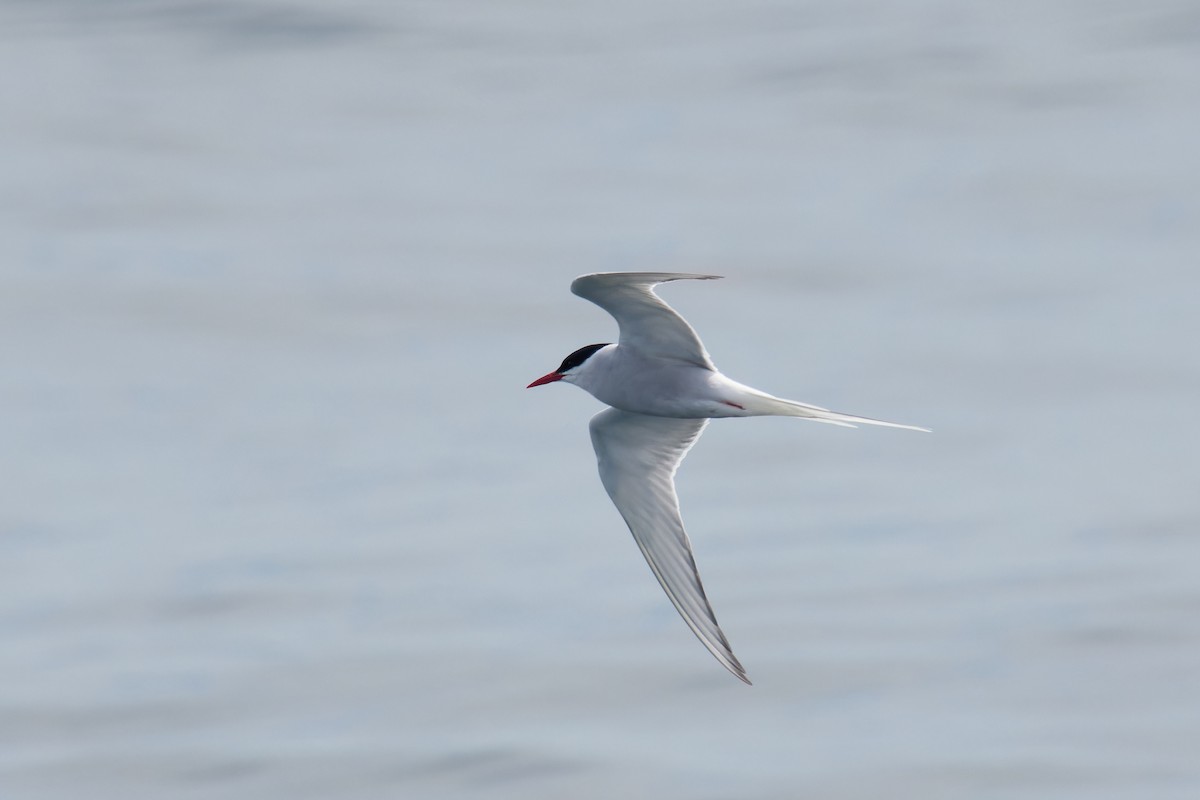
{"left": 2, "top": 1, "right": 1199, "bottom": 798}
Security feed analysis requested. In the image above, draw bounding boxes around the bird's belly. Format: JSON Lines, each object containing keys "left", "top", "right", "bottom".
{"left": 588, "top": 365, "right": 747, "bottom": 419}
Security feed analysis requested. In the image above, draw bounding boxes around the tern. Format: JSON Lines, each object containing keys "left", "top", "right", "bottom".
{"left": 527, "top": 272, "right": 926, "bottom": 684}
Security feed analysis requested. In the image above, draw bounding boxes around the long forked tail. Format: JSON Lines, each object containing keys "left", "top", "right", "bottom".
{"left": 742, "top": 390, "right": 930, "bottom": 432}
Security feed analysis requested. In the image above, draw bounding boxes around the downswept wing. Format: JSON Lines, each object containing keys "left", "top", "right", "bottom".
{"left": 571, "top": 272, "right": 721, "bottom": 369}
{"left": 588, "top": 407, "right": 749, "bottom": 684}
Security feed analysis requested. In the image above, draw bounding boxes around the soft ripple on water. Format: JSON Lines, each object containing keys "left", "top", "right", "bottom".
{"left": 2, "top": 1, "right": 1199, "bottom": 798}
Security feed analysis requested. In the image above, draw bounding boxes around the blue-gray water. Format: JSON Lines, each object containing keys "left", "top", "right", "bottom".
{"left": 3, "top": 2, "right": 1199, "bottom": 798}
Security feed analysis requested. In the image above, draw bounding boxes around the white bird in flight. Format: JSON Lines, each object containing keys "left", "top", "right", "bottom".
{"left": 527, "top": 272, "right": 926, "bottom": 684}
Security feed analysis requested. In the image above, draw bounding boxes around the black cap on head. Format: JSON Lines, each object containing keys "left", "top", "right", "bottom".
{"left": 557, "top": 343, "right": 610, "bottom": 373}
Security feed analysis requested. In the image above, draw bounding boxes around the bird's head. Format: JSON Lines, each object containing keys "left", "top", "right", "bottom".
{"left": 527, "top": 343, "right": 611, "bottom": 388}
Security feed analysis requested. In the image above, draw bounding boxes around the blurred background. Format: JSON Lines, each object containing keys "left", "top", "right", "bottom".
{"left": 2, "top": 1, "right": 1198, "bottom": 798}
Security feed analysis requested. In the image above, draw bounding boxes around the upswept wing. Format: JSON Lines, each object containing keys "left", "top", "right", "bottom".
{"left": 570, "top": 272, "right": 721, "bottom": 369}
{"left": 588, "top": 407, "right": 749, "bottom": 684}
